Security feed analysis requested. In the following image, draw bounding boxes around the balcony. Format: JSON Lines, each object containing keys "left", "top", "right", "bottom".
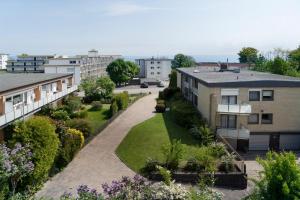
{"left": 0, "top": 85, "right": 78, "bottom": 127}
{"left": 217, "top": 104, "right": 251, "bottom": 114}
{"left": 217, "top": 127, "right": 250, "bottom": 140}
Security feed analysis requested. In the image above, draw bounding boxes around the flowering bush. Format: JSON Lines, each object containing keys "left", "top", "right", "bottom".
{"left": 150, "top": 181, "right": 189, "bottom": 200}
{"left": 189, "top": 188, "right": 223, "bottom": 200}
{"left": 60, "top": 185, "right": 104, "bottom": 200}
{"left": 0, "top": 143, "right": 34, "bottom": 195}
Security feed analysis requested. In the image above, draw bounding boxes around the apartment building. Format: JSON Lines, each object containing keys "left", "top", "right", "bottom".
{"left": 6, "top": 55, "right": 54, "bottom": 73}
{"left": 0, "top": 54, "right": 8, "bottom": 70}
{"left": 0, "top": 73, "right": 77, "bottom": 139}
{"left": 177, "top": 67, "right": 300, "bottom": 151}
{"left": 135, "top": 57, "right": 172, "bottom": 81}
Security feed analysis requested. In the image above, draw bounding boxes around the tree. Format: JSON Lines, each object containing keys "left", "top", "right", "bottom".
{"left": 268, "top": 57, "right": 290, "bottom": 75}
{"left": 96, "top": 77, "right": 115, "bottom": 99}
{"left": 106, "top": 59, "right": 139, "bottom": 86}
{"left": 168, "top": 70, "right": 177, "bottom": 88}
{"left": 171, "top": 54, "right": 195, "bottom": 69}
{"left": 248, "top": 152, "right": 300, "bottom": 200}
{"left": 10, "top": 116, "right": 59, "bottom": 185}
{"left": 289, "top": 46, "right": 300, "bottom": 70}
{"left": 238, "top": 47, "right": 258, "bottom": 64}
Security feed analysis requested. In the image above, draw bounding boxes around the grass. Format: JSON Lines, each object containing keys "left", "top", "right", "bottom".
{"left": 85, "top": 104, "right": 110, "bottom": 134}
{"left": 116, "top": 112, "right": 200, "bottom": 172}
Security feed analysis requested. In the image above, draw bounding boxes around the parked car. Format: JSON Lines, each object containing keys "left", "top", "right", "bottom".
{"left": 140, "top": 82, "right": 149, "bottom": 88}
{"left": 157, "top": 81, "right": 165, "bottom": 87}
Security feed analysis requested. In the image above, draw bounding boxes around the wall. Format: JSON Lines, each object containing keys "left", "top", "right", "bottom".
{"left": 145, "top": 60, "right": 171, "bottom": 80}
{"left": 45, "top": 66, "right": 81, "bottom": 85}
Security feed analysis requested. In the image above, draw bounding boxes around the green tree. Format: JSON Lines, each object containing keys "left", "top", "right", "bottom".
{"left": 289, "top": 46, "right": 300, "bottom": 70}
{"left": 106, "top": 59, "right": 139, "bottom": 86}
{"left": 238, "top": 47, "right": 258, "bottom": 64}
{"left": 247, "top": 152, "right": 300, "bottom": 200}
{"left": 10, "top": 116, "right": 59, "bottom": 185}
{"left": 97, "top": 76, "right": 116, "bottom": 99}
{"left": 168, "top": 70, "right": 177, "bottom": 88}
{"left": 268, "top": 57, "right": 290, "bottom": 75}
{"left": 171, "top": 54, "right": 195, "bottom": 69}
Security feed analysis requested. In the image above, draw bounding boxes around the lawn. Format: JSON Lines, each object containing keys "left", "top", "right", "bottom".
{"left": 85, "top": 104, "right": 110, "bottom": 134}
{"left": 116, "top": 112, "right": 200, "bottom": 172}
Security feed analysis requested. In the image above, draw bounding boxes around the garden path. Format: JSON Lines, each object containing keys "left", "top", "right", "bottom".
{"left": 36, "top": 93, "right": 157, "bottom": 199}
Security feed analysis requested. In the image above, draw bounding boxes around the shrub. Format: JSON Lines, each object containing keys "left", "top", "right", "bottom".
{"left": 113, "top": 92, "right": 129, "bottom": 110}
{"left": 192, "top": 147, "right": 218, "bottom": 173}
{"left": 142, "top": 158, "right": 162, "bottom": 175}
{"left": 70, "top": 110, "right": 88, "bottom": 119}
{"left": 168, "top": 70, "right": 177, "bottom": 89}
{"left": 184, "top": 158, "right": 204, "bottom": 172}
{"left": 155, "top": 103, "right": 166, "bottom": 113}
{"left": 158, "top": 91, "right": 165, "bottom": 100}
{"left": 171, "top": 100, "right": 203, "bottom": 128}
{"left": 162, "top": 139, "right": 184, "bottom": 170}
{"left": 64, "top": 97, "right": 82, "bottom": 114}
{"left": 162, "top": 87, "right": 180, "bottom": 100}
{"left": 66, "top": 119, "right": 92, "bottom": 138}
{"left": 156, "top": 99, "right": 165, "bottom": 104}
{"left": 109, "top": 100, "right": 118, "bottom": 117}
{"left": 208, "top": 142, "right": 227, "bottom": 158}
{"left": 157, "top": 166, "right": 172, "bottom": 186}
{"left": 219, "top": 153, "right": 236, "bottom": 173}
{"left": 91, "top": 101, "right": 103, "bottom": 111}
{"left": 10, "top": 116, "right": 59, "bottom": 185}
{"left": 51, "top": 110, "right": 70, "bottom": 121}
{"left": 58, "top": 129, "right": 84, "bottom": 167}
{"left": 150, "top": 182, "right": 189, "bottom": 200}
{"left": 189, "top": 125, "right": 214, "bottom": 145}
{"left": 60, "top": 185, "right": 104, "bottom": 200}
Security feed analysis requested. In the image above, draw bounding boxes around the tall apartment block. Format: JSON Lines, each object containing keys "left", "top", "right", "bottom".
{"left": 176, "top": 66, "right": 300, "bottom": 151}
{"left": 0, "top": 54, "right": 8, "bottom": 70}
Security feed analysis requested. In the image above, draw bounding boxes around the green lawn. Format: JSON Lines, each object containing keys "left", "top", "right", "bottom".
{"left": 116, "top": 113, "right": 200, "bottom": 172}
{"left": 86, "top": 104, "right": 110, "bottom": 134}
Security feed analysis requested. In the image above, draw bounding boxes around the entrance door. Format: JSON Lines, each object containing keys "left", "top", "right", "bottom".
{"left": 269, "top": 134, "right": 280, "bottom": 151}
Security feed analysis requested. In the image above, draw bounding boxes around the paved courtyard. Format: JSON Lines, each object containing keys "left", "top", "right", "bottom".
{"left": 36, "top": 93, "right": 157, "bottom": 199}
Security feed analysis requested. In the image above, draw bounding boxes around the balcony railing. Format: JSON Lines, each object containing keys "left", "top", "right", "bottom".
{"left": 0, "top": 85, "right": 78, "bottom": 127}
{"left": 217, "top": 127, "right": 250, "bottom": 140}
{"left": 217, "top": 104, "right": 251, "bottom": 114}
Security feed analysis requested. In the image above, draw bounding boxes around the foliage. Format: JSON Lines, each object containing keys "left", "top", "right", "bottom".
{"left": 171, "top": 54, "right": 195, "bottom": 69}
{"left": 66, "top": 119, "right": 92, "bottom": 138}
{"left": 157, "top": 166, "right": 172, "bottom": 186}
{"left": 109, "top": 101, "right": 118, "bottom": 117}
{"left": 238, "top": 47, "right": 258, "bottom": 64}
{"left": 189, "top": 125, "right": 214, "bottom": 145}
{"left": 160, "top": 87, "right": 180, "bottom": 100}
{"left": 247, "top": 151, "right": 300, "bottom": 200}
{"left": 106, "top": 59, "right": 139, "bottom": 85}
{"left": 10, "top": 116, "right": 59, "bottom": 185}
{"left": 219, "top": 153, "right": 236, "bottom": 173}
{"left": 189, "top": 185, "right": 223, "bottom": 200}
{"left": 70, "top": 110, "right": 88, "bottom": 119}
{"left": 169, "top": 70, "right": 177, "bottom": 88}
{"left": 113, "top": 92, "right": 129, "bottom": 110}
{"left": 208, "top": 142, "right": 227, "bottom": 158}
{"left": 58, "top": 129, "right": 84, "bottom": 167}
{"left": 150, "top": 181, "right": 190, "bottom": 200}
{"left": 155, "top": 103, "right": 166, "bottom": 113}
{"left": 90, "top": 101, "right": 103, "bottom": 111}
{"left": 189, "top": 147, "right": 218, "bottom": 173}
{"left": 0, "top": 143, "right": 34, "bottom": 195}
{"left": 64, "top": 96, "right": 82, "bottom": 114}
{"left": 96, "top": 77, "right": 116, "bottom": 100}
{"left": 60, "top": 185, "right": 104, "bottom": 200}
{"left": 289, "top": 46, "right": 300, "bottom": 70}
{"left": 142, "top": 158, "right": 162, "bottom": 174}
{"left": 171, "top": 99, "right": 203, "bottom": 128}
{"left": 161, "top": 139, "right": 184, "bottom": 170}
{"left": 51, "top": 110, "right": 70, "bottom": 121}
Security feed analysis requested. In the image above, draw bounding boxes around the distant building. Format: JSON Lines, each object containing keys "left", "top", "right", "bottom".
{"left": 197, "top": 62, "right": 250, "bottom": 71}
{"left": 6, "top": 55, "right": 54, "bottom": 73}
{"left": 135, "top": 57, "right": 172, "bottom": 81}
{"left": 0, "top": 54, "right": 8, "bottom": 70}
{"left": 44, "top": 50, "right": 121, "bottom": 85}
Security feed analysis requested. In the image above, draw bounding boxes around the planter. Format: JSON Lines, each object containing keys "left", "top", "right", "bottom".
{"left": 149, "top": 170, "right": 247, "bottom": 189}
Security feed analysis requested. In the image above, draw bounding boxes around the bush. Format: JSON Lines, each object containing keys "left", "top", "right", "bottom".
{"left": 10, "top": 116, "right": 59, "bottom": 185}
{"left": 156, "top": 99, "right": 165, "bottom": 104}
{"left": 0, "top": 179, "right": 9, "bottom": 200}
{"left": 142, "top": 158, "right": 162, "bottom": 175}
{"left": 155, "top": 104, "right": 166, "bottom": 113}
{"left": 168, "top": 70, "right": 177, "bottom": 88}
{"left": 184, "top": 158, "right": 204, "bottom": 172}
{"left": 194, "top": 148, "right": 217, "bottom": 173}
{"left": 91, "top": 101, "right": 103, "bottom": 111}
{"left": 58, "top": 129, "right": 84, "bottom": 167}
{"left": 162, "top": 87, "right": 180, "bottom": 100}
{"left": 157, "top": 166, "right": 172, "bottom": 186}
{"left": 171, "top": 100, "right": 203, "bottom": 128}
{"left": 189, "top": 125, "right": 214, "bottom": 145}
{"left": 51, "top": 110, "right": 70, "bottom": 121}
{"left": 70, "top": 110, "right": 88, "bottom": 119}
{"left": 208, "top": 142, "right": 227, "bottom": 158}
{"left": 109, "top": 100, "right": 118, "bottom": 117}
{"left": 162, "top": 139, "right": 184, "bottom": 170}
{"left": 64, "top": 96, "right": 82, "bottom": 114}
{"left": 219, "top": 153, "right": 236, "bottom": 173}
{"left": 113, "top": 92, "right": 129, "bottom": 110}
{"left": 66, "top": 119, "right": 92, "bottom": 138}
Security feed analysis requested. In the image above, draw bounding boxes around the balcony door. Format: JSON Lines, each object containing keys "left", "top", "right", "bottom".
{"left": 221, "top": 95, "right": 237, "bottom": 105}
{"left": 220, "top": 114, "right": 237, "bottom": 129}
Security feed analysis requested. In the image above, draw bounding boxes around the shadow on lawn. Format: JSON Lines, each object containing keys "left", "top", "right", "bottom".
{"left": 87, "top": 107, "right": 111, "bottom": 120}
{"left": 162, "top": 112, "right": 199, "bottom": 146}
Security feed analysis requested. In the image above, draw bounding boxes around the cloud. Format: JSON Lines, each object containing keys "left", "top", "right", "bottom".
{"left": 104, "top": 2, "right": 159, "bottom": 16}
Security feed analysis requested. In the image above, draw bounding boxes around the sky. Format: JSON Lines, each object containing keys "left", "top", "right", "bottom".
{"left": 0, "top": 0, "right": 300, "bottom": 60}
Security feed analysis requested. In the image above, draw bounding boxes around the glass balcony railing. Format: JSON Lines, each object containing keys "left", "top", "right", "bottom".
{"left": 217, "top": 104, "right": 251, "bottom": 114}
{"left": 216, "top": 127, "right": 250, "bottom": 140}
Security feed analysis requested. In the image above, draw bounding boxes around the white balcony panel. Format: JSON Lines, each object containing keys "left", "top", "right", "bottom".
{"left": 217, "top": 104, "right": 251, "bottom": 114}
{"left": 0, "top": 116, "right": 5, "bottom": 125}
{"left": 217, "top": 128, "right": 250, "bottom": 140}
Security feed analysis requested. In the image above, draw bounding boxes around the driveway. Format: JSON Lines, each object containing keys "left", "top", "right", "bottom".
{"left": 114, "top": 85, "right": 165, "bottom": 94}
{"left": 36, "top": 93, "right": 157, "bottom": 199}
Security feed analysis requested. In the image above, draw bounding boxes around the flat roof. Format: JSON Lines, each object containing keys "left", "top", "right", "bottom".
{"left": 136, "top": 58, "right": 172, "bottom": 61}
{"left": 177, "top": 67, "right": 300, "bottom": 87}
{"left": 0, "top": 73, "right": 72, "bottom": 94}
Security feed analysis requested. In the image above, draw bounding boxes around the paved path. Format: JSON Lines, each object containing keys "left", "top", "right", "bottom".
{"left": 36, "top": 93, "right": 157, "bottom": 199}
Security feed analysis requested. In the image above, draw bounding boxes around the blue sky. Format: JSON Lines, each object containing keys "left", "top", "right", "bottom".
{"left": 1, "top": 0, "right": 300, "bottom": 59}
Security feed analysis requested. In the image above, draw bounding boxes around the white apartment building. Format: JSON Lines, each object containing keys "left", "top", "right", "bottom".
{"left": 44, "top": 50, "right": 121, "bottom": 85}
{"left": 0, "top": 54, "right": 8, "bottom": 70}
{"left": 135, "top": 57, "right": 172, "bottom": 81}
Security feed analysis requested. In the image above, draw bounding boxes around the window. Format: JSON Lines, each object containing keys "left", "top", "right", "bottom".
{"left": 248, "top": 114, "right": 259, "bottom": 124}
{"left": 13, "top": 94, "right": 23, "bottom": 105}
{"left": 34, "top": 67, "right": 36, "bottom": 71}
{"left": 261, "top": 113, "right": 273, "bottom": 124}
{"left": 184, "top": 87, "right": 188, "bottom": 97}
{"left": 69, "top": 60, "right": 76, "bottom": 64}
{"left": 150, "top": 67, "right": 154, "bottom": 69}
{"left": 262, "top": 90, "right": 274, "bottom": 101}
{"left": 192, "top": 79, "right": 198, "bottom": 89}
{"left": 249, "top": 91, "right": 260, "bottom": 101}
{"left": 157, "top": 61, "right": 160, "bottom": 64}
{"left": 151, "top": 61, "right": 154, "bottom": 64}
{"left": 157, "top": 72, "right": 160, "bottom": 74}
{"left": 184, "top": 75, "right": 188, "bottom": 82}
{"left": 24, "top": 67, "right": 26, "bottom": 71}
{"left": 67, "top": 68, "right": 75, "bottom": 73}
{"left": 24, "top": 62, "right": 26, "bottom": 66}
{"left": 193, "top": 94, "right": 198, "bottom": 106}
{"left": 157, "top": 66, "right": 160, "bottom": 69}
{"left": 220, "top": 115, "right": 237, "bottom": 129}
{"left": 12, "top": 68, "right": 14, "bottom": 71}
{"left": 221, "top": 96, "right": 237, "bottom": 105}
{"left": 151, "top": 72, "right": 154, "bottom": 75}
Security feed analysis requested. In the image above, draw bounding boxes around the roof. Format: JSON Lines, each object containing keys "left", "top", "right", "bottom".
{"left": 177, "top": 67, "right": 300, "bottom": 87}
{"left": 0, "top": 73, "right": 73, "bottom": 94}
{"left": 197, "top": 62, "right": 249, "bottom": 68}
{"left": 136, "top": 57, "right": 172, "bottom": 61}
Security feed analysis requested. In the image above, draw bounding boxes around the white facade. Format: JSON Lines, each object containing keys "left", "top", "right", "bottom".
{"left": 136, "top": 58, "right": 172, "bottom": 81}
{"left": 0, "top": 54, "right": 8, "bottom": 70}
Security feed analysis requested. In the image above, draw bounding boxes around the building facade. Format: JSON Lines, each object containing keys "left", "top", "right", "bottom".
{"left": 177, "top": 67, "right": 300, "bottom": 151}
{"left": 6, "top": 55, "right": 54, "bottom": 73}
{"left": 44, "top": 50, "right": 121, "bottom": 84}
{"left": 0, "top": 54, "right": 8, "bottom": 70}
{"left": 0, "top": 73, "right": 77, "bottom": 135}
{"left": 135, "top": 57, "right": 172, "bottom": 81}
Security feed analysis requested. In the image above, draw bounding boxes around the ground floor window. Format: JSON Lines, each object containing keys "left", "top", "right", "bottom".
{"left": 220, "top": 114, "right": 237, "bottom": 129}
{"left": 261, "top": 113, "right": 273, "bottom": 124}
{"left": 248, "top": 113, "right": 259, "bottom": 124}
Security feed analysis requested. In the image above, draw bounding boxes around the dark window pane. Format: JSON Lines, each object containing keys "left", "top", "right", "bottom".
{"left": 249, "top": 91, "right": 260, "bottom": 101}
{"left": 248, "top": 114, "right": 259, "bottom": 124}
{"left": 261, "top": 113, "right": 273, "bottom": 124}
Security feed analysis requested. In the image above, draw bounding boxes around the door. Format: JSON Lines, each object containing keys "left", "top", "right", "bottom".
{"left": 220, "top": 115, "right": 237, "bottom": 129}
{"left": 269, "top": 134, "right": 280, "bottom": 151}
{"left": 249, "top": 134, "right": 269, "bottom": 150}
{"left": 221, "top": 96, "right": 237, "bottom": 105}
{"left": 280, "top": 135, "right": 300, "bottom": 150}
